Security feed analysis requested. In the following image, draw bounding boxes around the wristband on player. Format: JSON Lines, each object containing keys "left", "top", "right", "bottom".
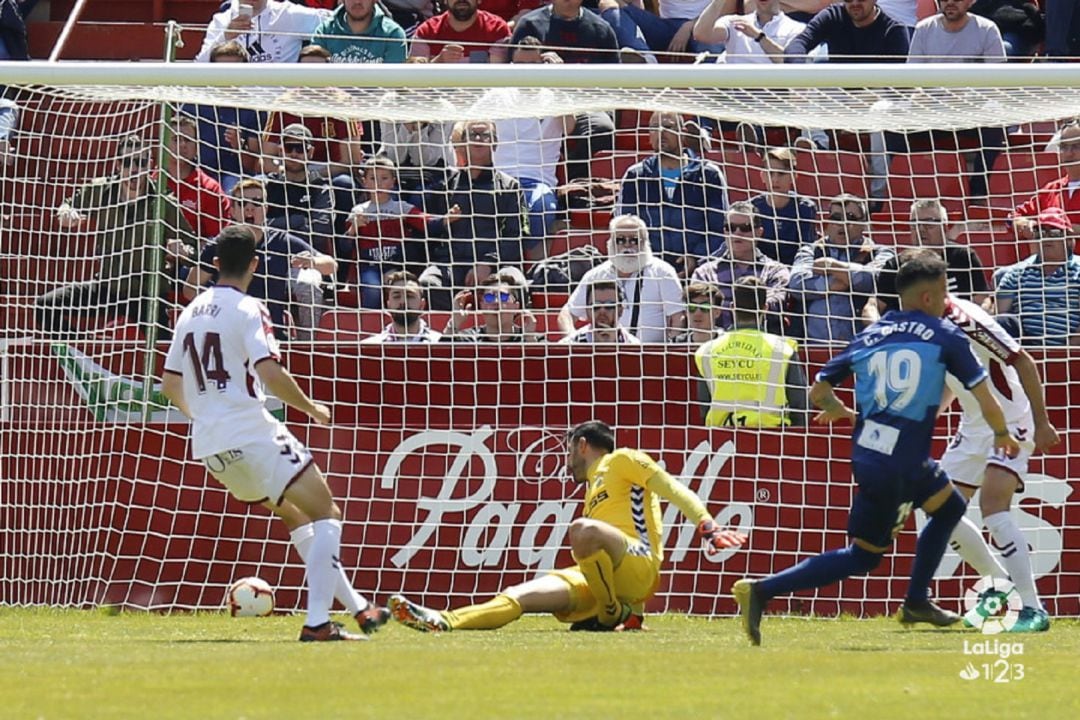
{"left": 754, "top": 31, "right": 766, "bottom": 43}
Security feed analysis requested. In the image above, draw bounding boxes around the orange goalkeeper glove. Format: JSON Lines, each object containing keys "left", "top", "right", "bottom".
{"left": 698, "top": 519, "right": 747, "bottom": 555}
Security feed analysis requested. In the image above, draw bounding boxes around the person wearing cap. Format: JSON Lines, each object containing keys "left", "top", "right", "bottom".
{"left": 992, "top": 206, "right": 1080, "bottom": 346}
{"left": 262, "top": 122, "right": 336, "bottom": 257}
{"left": 310, "top": 0, "right": 408, "bottom": 64}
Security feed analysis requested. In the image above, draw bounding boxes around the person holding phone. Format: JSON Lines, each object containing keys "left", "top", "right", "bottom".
{"left": 195, "top": 0, "right": 330, "bottom": 63}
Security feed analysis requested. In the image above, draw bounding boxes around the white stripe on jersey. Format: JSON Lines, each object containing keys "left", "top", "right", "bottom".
{"left": 163, "top": 285, "right": 282, "bottom": 459}
{"left": 943, "top": 296, "right": 1031, "bottom": 433}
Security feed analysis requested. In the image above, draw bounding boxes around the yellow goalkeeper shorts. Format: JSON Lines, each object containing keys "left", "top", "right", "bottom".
{"left": 548, "top": 544, "right": 660, "bottom": 624}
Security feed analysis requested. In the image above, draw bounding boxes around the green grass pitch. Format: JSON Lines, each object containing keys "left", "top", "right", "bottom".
{"left": 1, "top": 608, "right": 1078, "bottom": 719}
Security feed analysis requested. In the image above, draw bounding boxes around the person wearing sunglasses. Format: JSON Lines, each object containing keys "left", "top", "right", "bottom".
{"left": 788, "top": 193, "right": 895, "bottom": 343}
{"left": 691, "top": 201, "right": 790, "bottom": 334}
{"left": 672, "top": 282, "right": 723, "bottom": 345}
{"left": 560, "top": 280, "right": 641, "bottom": 344}
{"left": 695, "top": 276, "right": 807, "bottom": 428}
{"left": 164, "top": 114, "right": 232, "bottom": 242}
{"left": 261, "top": 123, "right": 335, "bottom": 260}
{"left": 442, "top": 273, "right": 542, "bottom": 342}
{"left": 42, "top": 135, "right": 199, "bottom": 338}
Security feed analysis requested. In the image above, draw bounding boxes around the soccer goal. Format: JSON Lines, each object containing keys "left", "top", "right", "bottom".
{"left": 0, "top": 61, "right": 1077, "bottom": 619}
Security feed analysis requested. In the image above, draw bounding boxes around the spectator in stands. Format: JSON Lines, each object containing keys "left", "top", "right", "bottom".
{"left": 672, "top": 282, "right": 722, "bottom": 344}
{"left": 487, "top": 38, "right": 576, "bottom": 257}
{"left": 347, "top": 156, "right": 444, "bottom": 308}
{"left": 261, "top": 46, "right": 367, "bottom": 182}
{"left": 750, "top": 147, "right": 818, "bottom": 266}
{"left": 422, "top": 120, "right": 528, "bottom": 287}
{"left": 511, "top": 0, "right": 619, "bottom": 63}
{"left": 186, "top": 179, "right": 336, "bottom": 340}
{"left": 38, "top": 136, "right": 198, "bottom": 336}
{"left": 598, "top": 0, "right": 723, "bottom": 64}
{"left": 442, "top": 272, "right": 543, "bottom": 341}
{"left": 908, "top": 0, "right": 1005, "bottom": 201}
{"left": 617, "top": 112, "right": 729, "bottom": 278}
{"left": 362, "top": 270, "right": 444, "bottom": 342}
{"left": 559, "top": 214, "right": 685, "bottom": 343}
{"left": 509, "top": 0, "right": 618, "bottom": 180}
{"left": 694, "top": 0, "right": 807, "bottom": 63}
{"left": 262, "top": 123, "right": 336, "bottom": 255}
{"left": 1045, "top": 0, "right": 1079, "bottom": 57}
{"left": 1013, "top": 120, "right": 1080, "bottom": 236}
{"left": 867, "top": 197, "right": 990, "bottom": 320}
{"left": 0, "top": 94, "right": 17, "bottom": 169}
{"left": 311, "top": 0, "right": 408, "bottom": 63}
{"left": 378, "top": 119, "right": 455, "bottom": 201}
{"left": 784, "top": 0, "right": 911, "bottom": 61}
{"left": 0, "top": 0, "right": 32, "bottom": 61}
{"left": 690, "top": 201, "right": 790, "bottom": 333}
{"left": 788, "top": 193, "right": 895, "bottom": 342}
{"left": 411, "top": 0, "right": 511, "bottom": 62}
{"left": 972, "top": 0, "right": 1044, "bottom": 57}
{"left": 165, "top": 115, "right": 231, "bottom": 241}
{"left": 695, "top": 276, "right": 808, "bottom": 427}
{"left": 559, "top": 279, "right": 641, "bottom": 344}
{"left": 196, "top": 0, "right": 329, "bottom": 63}
{"left": 993, "top": 207, "right": 1080, "bottom": 346}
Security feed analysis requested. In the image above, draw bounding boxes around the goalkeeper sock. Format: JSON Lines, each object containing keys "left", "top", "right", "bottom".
{"left": 304, "top": 518, "right": 343, "bottom": 627}
{"left": 984, "top": 511, "right": 1043, "bottom": 610}
{"left": 948, "top": 514, "right": 1008, "bottom": 580}
{"left": 907, "top": 489, "right": 966, "bottom": 603}
{"left": 290, "top": 523, "right": 369, "bottom": 616}
{"left": 575, "top": 549, "right": 622, "bottom": 624}
{"left": 756, "top": 545, "right": 881, "bottom": 600}
{"left": 443, "top": 594, "right": 523, "bottom": 630}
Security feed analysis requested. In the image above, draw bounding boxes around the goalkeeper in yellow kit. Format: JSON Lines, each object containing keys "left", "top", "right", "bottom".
{"left": 389, "top": 420, "right": 746, "bottom": 632}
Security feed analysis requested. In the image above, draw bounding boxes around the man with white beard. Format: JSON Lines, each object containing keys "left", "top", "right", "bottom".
{"left": 558, "top": 214, "right": 685, "bottom": 343}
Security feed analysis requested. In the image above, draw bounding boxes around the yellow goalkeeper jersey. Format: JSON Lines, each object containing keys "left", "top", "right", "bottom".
{"left": 583, "top": 448, "right": 668, "bottom": 564}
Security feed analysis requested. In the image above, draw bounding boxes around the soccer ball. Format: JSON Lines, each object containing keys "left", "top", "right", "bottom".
{"left": 226, "top": 577, "right": 275, "bottom": 617}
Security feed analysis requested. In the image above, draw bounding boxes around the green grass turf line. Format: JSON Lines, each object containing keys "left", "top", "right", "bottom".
{"left": 0, "top": 609, "right": 1077, "bottom": 719}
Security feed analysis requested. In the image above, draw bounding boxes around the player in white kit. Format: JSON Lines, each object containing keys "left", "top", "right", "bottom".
{"left": 935, "top": 293, "right": 1060, "bottom": 632}
{"left": 162, "top": 225, "right": 388, "bottom": 641}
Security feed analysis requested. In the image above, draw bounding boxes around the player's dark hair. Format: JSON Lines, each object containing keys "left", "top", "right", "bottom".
{"left": 568, "top": 421, "right": 615, "bottom": 454}
{"left": 216, "top": 225, "right": 258, "bottom": 278}
{"left": 895, "top": 249, "right": 946, "bottom": 295}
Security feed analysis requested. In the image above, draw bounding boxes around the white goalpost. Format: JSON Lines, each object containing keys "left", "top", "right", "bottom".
{"left": 0, "top": 61, "right": 1077, "bottom": 619}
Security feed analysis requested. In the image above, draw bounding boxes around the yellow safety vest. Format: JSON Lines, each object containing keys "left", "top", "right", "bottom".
{"left": 694, "top": 328, "right": 797, "bottom": 428}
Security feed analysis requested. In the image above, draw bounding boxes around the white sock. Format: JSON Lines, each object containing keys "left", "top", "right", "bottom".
{"left": 290, "top": 522, "right": 369, "bottom": 617}
{"left": 949, "top": 515, "right": 1008, "bottom": 580}
{"left": 984, "top": 511, "right": 1043, "bottom": 610}
{"left": 304, "top": 518, "right": 344, "bottom": 627}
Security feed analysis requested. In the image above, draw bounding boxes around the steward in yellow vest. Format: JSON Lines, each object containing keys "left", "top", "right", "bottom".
{"left": 693, "top": 277, "right": 808, "bottom": 427}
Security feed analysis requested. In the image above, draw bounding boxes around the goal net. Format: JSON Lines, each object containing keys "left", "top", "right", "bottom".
{"left": 0, "top": 62, "right": 1077, "bottom": 619}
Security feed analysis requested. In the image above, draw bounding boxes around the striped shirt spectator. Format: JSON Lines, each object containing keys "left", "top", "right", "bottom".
{"left": 994, "top": 208, "right": 1080, "bottom": 346}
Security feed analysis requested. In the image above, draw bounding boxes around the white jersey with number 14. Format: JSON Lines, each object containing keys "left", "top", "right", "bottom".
{"left": 944, "top": 296, "right": 1031, "bottom": 434}
{"left": 163, "top": 285, "right": 282, "bottom": 459}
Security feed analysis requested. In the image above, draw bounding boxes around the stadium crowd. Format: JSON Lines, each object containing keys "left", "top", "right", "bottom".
{"left": 10, "top": 0, "right": 1080, "bottom": 403}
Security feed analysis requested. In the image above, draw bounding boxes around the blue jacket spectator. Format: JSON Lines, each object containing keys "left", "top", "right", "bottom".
{"left": 617, "top": 113, "right": 728, "bottom": 277}
{"left": 785, "top": 0, "right": 910, "bottom": 62}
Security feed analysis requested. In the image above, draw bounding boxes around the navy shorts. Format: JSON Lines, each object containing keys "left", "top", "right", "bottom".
{"left": 848, "top": 459, "right": 951, "bottom": 549}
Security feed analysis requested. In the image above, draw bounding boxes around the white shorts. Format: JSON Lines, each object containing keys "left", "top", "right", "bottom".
{"left": 939, "top": 424, "right": 1033, "bottom": 492}
{"left": 202, "top": 427, "right": 314, "bottom": 504}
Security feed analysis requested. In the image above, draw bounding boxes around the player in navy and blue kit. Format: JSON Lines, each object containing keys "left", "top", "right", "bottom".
{"left": 732, "top": 252, "right": 1020, "bottom": 646}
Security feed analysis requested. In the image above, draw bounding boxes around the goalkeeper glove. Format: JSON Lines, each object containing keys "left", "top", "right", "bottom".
{"left": 698, "top": 519, "right": 747, "bottom": 556}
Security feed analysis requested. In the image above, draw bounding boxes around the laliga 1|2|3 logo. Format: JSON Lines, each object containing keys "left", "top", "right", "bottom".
{"left": 958, "top": 576, "right": 1025, "bottom": 683}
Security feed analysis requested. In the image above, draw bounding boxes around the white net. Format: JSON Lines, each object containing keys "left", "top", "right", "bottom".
{"left": 0, "top": 63, "right": 1077, "bottom": 619}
